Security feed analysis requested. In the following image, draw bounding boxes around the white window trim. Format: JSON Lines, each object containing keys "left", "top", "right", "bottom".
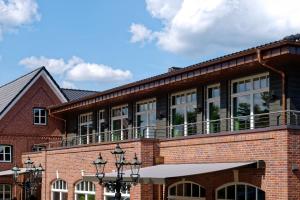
{"left": 0, "top": 145, "right": 12, "bottom": 163}
{"left": 206, "top": 84, "right": 220, "bottom": 134}
{"left": 74, "top": 181, "right": 96, "bottom": 200}
{"left": 135, "top": 98, "right": 156, "bottom": 138}
{"left": 79, "top": 112, "right": 93, "bottom": 144}
{"left": 215, "top": 182, "right": 264, "bottom": 200}
{"left": 231, "top": 73, "right": 270, "bottom": 130}
{"left": 33, "top": 108, "right": 47, "bottom": 125}
{"left": 111, "top": 105, "right": 128, "bottom": 141}
{"left": 168, "top": 181, "right": 206, "bottom": 200}
{"left": 170, "top": 89, "right": 197, "bottom": 137}
{"left": 51, "top": 180, "right": 68, "bottom": 200}
{"left": 0, "top": 184, "right": 11, "bottom": 200}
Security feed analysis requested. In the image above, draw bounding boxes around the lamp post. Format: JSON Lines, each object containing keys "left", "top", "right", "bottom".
{"left": 11, "top": 157, "right": 44, "bottom": 200}
{"left": 93, "top": 144, "right": 142, "bottom": 200}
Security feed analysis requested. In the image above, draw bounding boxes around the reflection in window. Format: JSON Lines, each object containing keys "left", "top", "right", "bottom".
{"left": 104, "top": 187, "right": 130, "bottom": 200}
{"left": 111, "top": 105, "right": 129, "bottom": 141}
{"left": 168, "top": 181, "right": 206, "bottom": 200}
{"left": 79, "top": 113, "right": 93, "bottom": 144}
{"left": 232, "top": 74, "right": 269, "bottom": 131}
{"left": 170, "top": 90, "right": 197, "bottom": 137}
{"left": 136, "top": 99, "right": 156, "bottom": 138}
{"left": 75, "top": 181, "right": 96, "bottom": 200}
{"left": 207, "top": 85, "right": 220, "bottom": 133}
{"left": 216, "top": 183, "right": 265, "bottom": 200}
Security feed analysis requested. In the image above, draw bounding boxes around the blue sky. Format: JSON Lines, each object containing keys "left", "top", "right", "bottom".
{"left": 0, "top": 0, "right": 299, "bottom": 91}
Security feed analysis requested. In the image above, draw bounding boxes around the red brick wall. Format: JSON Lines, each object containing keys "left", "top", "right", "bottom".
{"left": 23, "top": 129, "right": 300, "bottom": 200}
{"left": 0, "top": 77, "right": 65, "bottom": 199}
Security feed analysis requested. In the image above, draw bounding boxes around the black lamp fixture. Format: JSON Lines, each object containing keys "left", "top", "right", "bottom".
{"left": 93, "top": 144, "right": 142, "bottom": 200}
{"left": 11, "top": 156, "right": 44, "bottom": 199}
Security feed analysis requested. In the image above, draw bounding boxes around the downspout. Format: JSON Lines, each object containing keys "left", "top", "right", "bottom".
{"left": 48, "top": 109, "right": 67, "bottom": 139}
{"left": 256, "top": 49, "right": 286, "bottom": 125}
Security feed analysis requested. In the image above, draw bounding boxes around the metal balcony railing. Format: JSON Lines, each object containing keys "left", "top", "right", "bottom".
{"left": 33, "top": 110, "right": 300, "bottom": 151}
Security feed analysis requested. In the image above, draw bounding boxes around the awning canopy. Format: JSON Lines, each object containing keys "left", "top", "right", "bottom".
{"left": 0, "top": 168, "right": 28, "bottom": 177}
{"left": 83, "top": 161, "right": 259, "bottom": 184}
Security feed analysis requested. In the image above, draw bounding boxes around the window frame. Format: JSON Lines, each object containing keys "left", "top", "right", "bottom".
{"left": 206, "top": 84, "right": 221, "bottom": 134}
{"left": 51, "top": 179, "right": 68, "bottom": 200}
{"left": 78, "top": 112, "right": 93, "bottom": 144}
{"left": 0, "top": 145, "right": 12, "bottom": 163}
{"left": 33, "top": 107, "right": 47, "bottom": 125}
{"left": 97, "top": 110, "right": 106, "bottom": 142}
{"left": 111, "top": 104, "right": 129, "bottom": 141}
{"left": 0, "top": 184, "right": 11, "bottom": 200}
{"left": 74, "top": 181, "right": 96, "bottom": 200}
{"left": 231, "top": 73, "right": 270, "bottom": 130}
{"left": 215, "top": 182, "right": 265, "bottom": 200}
{"left": 135, "top": 98, "right": 156, "bottom": 138}
{"left": 168, "top": 180, "right": 206, "bottom": 200}
{"left": 170, "top": 89, "right": 197, "bottom": 137}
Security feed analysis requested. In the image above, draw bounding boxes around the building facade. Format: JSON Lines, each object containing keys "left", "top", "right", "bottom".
{"left": 23, "top": 37, "right": 300, "bottom": 200}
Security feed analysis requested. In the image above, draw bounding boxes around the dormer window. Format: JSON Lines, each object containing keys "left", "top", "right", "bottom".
{"left": 33, "top": 108, "right": 47, "bottom": 125}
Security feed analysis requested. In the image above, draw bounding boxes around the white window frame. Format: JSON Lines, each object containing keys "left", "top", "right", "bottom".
{"left": 135, "top": 98, "right": 156, "bottom": 138}
{"left": 231, "top": 73, "right": 269, "bottom": 130}
{"left": 111, "top": 105, "right": 128, "bottom": 141}
{"left": 216, "top": 182, "right": 265, "bottom": 200}
{"left": 33, "top": 108, "right": 47, "bottom": 125}
{"left": 0, "top": 145, "right": 12, "bottom": 163}
{"left": 168, "top": 181, "right": 206, "bottom": 200}
{"left": 170, "top": 89, "right": 197, "bottom": 137}
{"left": 98, "top": 110, "right": 106, "bottom": 142}
{"left": 0, "top": 184, "right": 11, "bottom": 200}
{"left": 75, "top": 181, "right": 96, "bottom": 200}
{"left": 79, "top": 112, "right": 93, "bottom": 144}
{"left": 206, "top": 84, "right": 220, "bottom": 134}
{"left": 51, "top": 179, "right": 68, "bottom": 200}
{"left": 104, "top": 187, "right": 130, "bottom": 200}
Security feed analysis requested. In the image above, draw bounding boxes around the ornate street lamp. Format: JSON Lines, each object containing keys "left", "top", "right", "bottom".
{"left": 93, "top": 144, "right": 142, "bottom": 200}
{"left": 12, "top": 157, "right": 44, "bottom": 200}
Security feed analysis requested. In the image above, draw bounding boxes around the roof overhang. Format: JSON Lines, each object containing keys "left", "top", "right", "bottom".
{"left": 83, "top": 161, "right": 261, "bottom": 184}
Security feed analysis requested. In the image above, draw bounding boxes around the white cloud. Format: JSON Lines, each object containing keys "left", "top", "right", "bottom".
{"left": 19, "top": 56, "right": 133, "bottom": 85}
{"left": 0, "top": 0, "right": 40, "bottom": 39}
{"left": 61, "top": 81, "right": 77, "bottom": 89}
{"left": 132, "top": 0, "right": 300, "bottom": 55}
{"left": 130, "top": 23, "right": 153, "bottom": 43}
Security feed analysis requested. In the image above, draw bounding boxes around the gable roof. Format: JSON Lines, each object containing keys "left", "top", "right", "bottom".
{"left": 0, "top": 67, "right": 68, "bottom": 119}
{"left": 62, "top": 88, "right": 98, "bottom": 101}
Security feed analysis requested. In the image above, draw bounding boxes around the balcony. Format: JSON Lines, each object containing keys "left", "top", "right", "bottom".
{"left": 33, "top": 110, "right": 300, "bottom": 151}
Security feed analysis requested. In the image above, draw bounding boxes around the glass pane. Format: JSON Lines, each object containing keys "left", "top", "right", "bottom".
{"left": 87, "top": 194, "right": 95, "bottom": 200}
{"left": 233, "top": 95, "right": 251, "bottom": 131}
{"left": 233, "top": 82, "right": 238, "bottom": 93}
{"left": 52, "top": 192, "right": 60, "bottom": 200}
{"left": 227, "top": 185, "right": 236, "bottom": 199}
{"left": 62, "top": 192, "right": 68, "bottom": 200}
{"left": 261, "top": 77, "right": 267, "bottom": 88}
{"left": 247, "top": 185, "right": 256, "bottom": 200}
{"left": 112, "top": 119, "right": 122, "bottom": 141}
{"left": 4, "top": 147, "right": 10, "bottom": 153}
{"left": 170, "top": 186, "right": 176, "bottom": 196}
{"left": 237, "top": 184, "right": 246, "bottom": 200}
{"left": 254, "top": 78, "right": 260, "bottom": 90}
{"left": 76, "top": 194, "right": 85, "bottom": 200}
{"left": 254, "top": 92, "right": 270, "bottom": 128}
{"left": 40, "top": 109, "right": 46, "bottom": 117}
{"left": 257, "top": 190, "right": 265, "bottom": 200}
{"left": 33, "top": 109, "right": 39, "bottom": 117}
{"left": 184, "top": 183, "right": 191, "bottom": 197}
{"left": 245, "top": 80, "right": 251, "bottom": 91}
{"left": 5, "top": 154, "right": 10, "bottom": 161}
{"left": 209, "top": 102, "right": 220, "bottom": 133}
{"left": 200, "top": 187, "right": 206, "bottom": 198}
{"left": 187, "top": 106, "right": 197, "bottom": 135}
{"left": 217, "top": 188, "right": 225, "bottom": 199}
{"left": 192, "top": 184, "right": 200, "bottom": 197}
{"left": 172, "top": 108, "right": 184, "bottom": 137}
{"left": 177, "top": 184, "right": 183, "bottom": 196}
{"left": 123, "top": 118, "right": 129, "bottom": 140}
{"left": 41, "top": 117, "right": 46, "bottom": 124}
{"left": 122, "top": 107, "right": 128, "bottom": 115}
{"left": 80, "top": 125, "right": 88, "bottom": 144}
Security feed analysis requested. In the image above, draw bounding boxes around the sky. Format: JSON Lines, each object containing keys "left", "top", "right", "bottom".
{"left": 0, "top": 0, "right": 300, "bottom": 91}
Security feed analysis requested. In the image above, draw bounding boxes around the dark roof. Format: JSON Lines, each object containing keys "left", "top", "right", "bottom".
{"left": 0, "top": 67, "right": 68, "bottom": 118}
{"left": 62, "top": 88, "right": 98, "bottom": 101}
{"left": 50, "top": 35, "right": 300, "bottom": 112}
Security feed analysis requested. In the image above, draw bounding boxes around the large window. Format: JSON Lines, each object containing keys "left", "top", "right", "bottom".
{"left": 98, "top": 110, "right": 106, "bottom": 142}
{"left": 0, "top": 145, "right": 12, "bottom": 163}
{"left": 0, "top": 184, "right": 11, "bottom": 200}
{"left": 104, "top": 187, "right": 130, "bottom": 200}
{"left": 216, "top": 183, "right": 265, "bottom": 200}
{"left": 170, "top": 90, "right": 197, "bottom": 137}
{"left": 33, "top": 108, "right": 47, "bottom": 125}
{"left": 79, "top": 113, "right": 93, "bottom": 144}
{"left": 75, "top": 181, "right": 95, "bottom": 200}
{"left": 111, "top": 105, "right": 129, "bottom": 141}
{"left": 207, "top": 84, "right": 220, "bottom": 133}
{"left": 168, "top": 181, "right": 206, "bottom": 200}
{"left": 136, "top": 99, "right": 156, "bottom": 138}
{"left": 52, "top": 180, "right": 68, "bottom": 200}
{"left": 231, "top": 74, "right": 269, "bottom": 130}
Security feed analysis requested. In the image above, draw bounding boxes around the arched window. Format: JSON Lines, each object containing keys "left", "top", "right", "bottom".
{"left": 216, "top": 182, "right": 265, "bottom": 200}
{"left": 104, "top": 187, "right": 130, "bottom": 200}
{"left": 75, "top": 181, "right": 96, "bottom": 200}
{"left": 168, "top": 181, "right": 206, "bottom": 200}
{"left": 52, "top": 179, "right": 68, "bottom": 200}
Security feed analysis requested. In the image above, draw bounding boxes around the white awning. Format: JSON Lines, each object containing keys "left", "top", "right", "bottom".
{"left": 0, "top": 168, "right": 28, "bottom": 176}
{"left": 83, "top": 161, "right": 258, "bottom": 184}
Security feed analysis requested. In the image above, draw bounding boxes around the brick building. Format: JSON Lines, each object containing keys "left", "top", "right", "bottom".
{"left": 18, "top": 36, "right": 300, "bottom": 200}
